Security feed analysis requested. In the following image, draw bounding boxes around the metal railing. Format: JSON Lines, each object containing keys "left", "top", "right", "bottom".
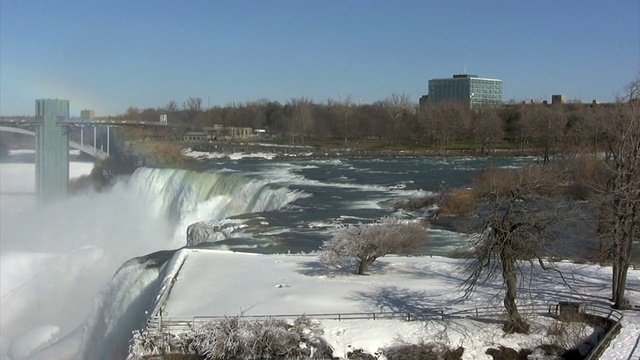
{"left": 628, "top": 334, "right": 640, "bottom": 360}
{"left": 582, "top": 304, "right": 624, "bottom": 360}
{"left": 146, "top": 302, "right": 624, "bottom": 359}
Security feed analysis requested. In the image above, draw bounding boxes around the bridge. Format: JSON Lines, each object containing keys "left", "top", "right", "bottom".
{"left": 0, "top": 99, "right": 166, "bottom": 203}
{"left": 0, "top": 126, "right": 109, "bottom": 160}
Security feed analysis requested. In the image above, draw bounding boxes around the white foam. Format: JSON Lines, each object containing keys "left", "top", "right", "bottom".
{"left": 8, "top": 325, "right": 60, "bottom": 359}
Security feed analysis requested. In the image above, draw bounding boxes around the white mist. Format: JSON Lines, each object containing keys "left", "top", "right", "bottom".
{"left": 0, "top": 162, "right": 174, "bottom": 358}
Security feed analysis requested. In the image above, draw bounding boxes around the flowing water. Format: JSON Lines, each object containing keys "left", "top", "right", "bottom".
{"left": 157, "top": 156, "right": 534, "bottom": 254}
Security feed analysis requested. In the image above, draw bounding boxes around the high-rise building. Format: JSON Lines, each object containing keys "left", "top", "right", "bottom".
{"left": 428, "top": 74, "right": 503, "bottom": 110}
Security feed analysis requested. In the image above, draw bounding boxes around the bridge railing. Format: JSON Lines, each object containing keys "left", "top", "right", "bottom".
{"left": 0, "top": 116, "right": 168, "bottom": 126}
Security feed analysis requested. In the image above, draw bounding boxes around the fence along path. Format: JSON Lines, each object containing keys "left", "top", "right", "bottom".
{"left": 631, "top": 337, "right": 640, "bottom": 360}
{"left": 146, "top": 302, "right": 624, "bottom": 358}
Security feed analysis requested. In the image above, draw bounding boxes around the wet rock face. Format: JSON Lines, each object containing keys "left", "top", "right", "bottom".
{"left": 186, "top": 220, "right": 233, "bottom": 246}
{"left": 186, "top": 217, "right": 254, "bottom": 247}
{"left": 186, "top": 222, "right": 220, "bottom": 246}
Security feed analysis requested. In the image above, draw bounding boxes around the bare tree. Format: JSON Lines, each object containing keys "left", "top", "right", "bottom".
{"left": 500, "top": 106, "right": 529, "bottom": 150}
{"left": 421, "top": 103, "right": 452, "bottom": 148}
{"left": 123, "top": 106, "right": 140, "bottom": 120}
{"left": 463, "top": 166, "right": 574, "bottom": 333}
{"left": 288, "top": 97, "right": 314, "bottom": 145}
{"left": 561, "top": 105, "right": 601, "bottom": 155}
{"left": 624, "top": 75, "right": 640, "bottom": 100}
{"left": 520, "top": 105, "right": 567, "bottom": 164}
{"left": 341, "top": 95, "right": 353, "bottom": 144}
{"left": 423, "top": 102, "right": 471, "bottom": 148}
{"left": 472, "top": 109, "right": 504, "bottom": 155}
{"left": 243, "top": 100, "right": 267, "bottom": 129}
{"left": 165, "top": 100, "right": 179, "bottom": 113}
{"left": 592, "top": 79, "right": 640, "bottom": 309}
{"left": 320, "top": 217, "right": 428, "bottom": 275}
{"left": 380, "top": 93, "right": 415, "bottom": 145}
{"left": 184, "top": 97, "right": 203, "bottom": 112}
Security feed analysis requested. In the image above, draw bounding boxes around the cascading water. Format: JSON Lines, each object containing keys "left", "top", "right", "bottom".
{"left": 128, "top": 167, "right": 310, "bottom": 243}
{"left": 78, "top": 250, "right": 178, "bottom": 360}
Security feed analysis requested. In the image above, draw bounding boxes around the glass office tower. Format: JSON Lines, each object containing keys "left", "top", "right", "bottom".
{"left": 428, "top": 74, "right": 503, "bottom": 110}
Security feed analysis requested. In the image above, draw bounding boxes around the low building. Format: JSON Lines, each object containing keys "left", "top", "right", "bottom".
{"left": 228, "top": 127, "right": 253, "bottom": 139}
{"left": 80, "top": 109, "right": 95, "bottom": 121}
{"left": 182, "top": 131, "right": 207, "bottom": 142}
{"left": 419, "top": 95, "right": 429, "bottom": 108}
{"left": 203, "top": 125, "right": 253, "bottom": 140}
{"left": 551, "top": 95, "right": 566, "bottom": 105}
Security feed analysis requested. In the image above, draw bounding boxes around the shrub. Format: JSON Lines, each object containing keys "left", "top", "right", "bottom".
{"left": 485, "top": 346, "right": 531, "bottom": 360}
{"left": 563, "top": 182, "right": 592, "bottom": 201}
{"left": 542, "top": 315, "right": 595, "bottom": 358}
{"left": 390, "top": 195, "right": 438, "bottom": 212}
{"left": 383, "top": 342, "right": 464, "bottom": 360}
{"left": 438, "top": 188, "right": 476, "bottom": 216}
{"left": 127, "top": 315, "right": 332, "bottom": 360}
{"left": 347, "top": 348, "right": 377, "bottom": 359}
{"left": 556, "top": 155, "right": 609, "bottom": 200}
{"left": 188, "top": 315, "right": 332, "bottom": 359}
{"left": 320, "top": 217, "right": 429, "bottom": 275}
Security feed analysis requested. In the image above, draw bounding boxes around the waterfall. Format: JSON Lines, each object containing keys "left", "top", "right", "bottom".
{"left": 127, "top": 167, "right": 309, "bottom": 243}
{"left": 77, "top": 250, "right": 181, "bottom": 360}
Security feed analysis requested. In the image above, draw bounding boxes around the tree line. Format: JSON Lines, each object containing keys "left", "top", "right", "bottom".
{"left": 117, "top": 94, "right": 617, "bottom": 155}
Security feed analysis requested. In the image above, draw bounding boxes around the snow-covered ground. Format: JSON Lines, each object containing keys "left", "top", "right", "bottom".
{"left": 153, "top": 249, "right": 640, "bottom": 359}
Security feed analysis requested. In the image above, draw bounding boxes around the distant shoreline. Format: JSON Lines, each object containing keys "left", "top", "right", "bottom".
{"left": 189, "top": 142, "right": 544, "bottom": 160}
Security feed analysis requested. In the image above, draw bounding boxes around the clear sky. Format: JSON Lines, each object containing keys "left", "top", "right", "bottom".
{"left": 1, "top": 0, "right": 638, "bottom": 116}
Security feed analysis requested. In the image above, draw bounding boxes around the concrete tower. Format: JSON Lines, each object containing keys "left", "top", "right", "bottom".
{"left": 35, "top": 99, "right": 70, "bottom": 203}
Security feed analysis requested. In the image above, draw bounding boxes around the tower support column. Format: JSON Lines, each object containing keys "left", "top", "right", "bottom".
{"left": 35, "top": 99, "right": 70, "bottom": 203}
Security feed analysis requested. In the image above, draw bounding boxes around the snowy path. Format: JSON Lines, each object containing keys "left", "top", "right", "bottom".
{"left": 601, "top": 310, "right": 640, "bottom": 360}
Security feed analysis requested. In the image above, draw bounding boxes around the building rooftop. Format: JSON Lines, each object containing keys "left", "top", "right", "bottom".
{"left": 431, "top": 74, "right": 502, "bottom": 82}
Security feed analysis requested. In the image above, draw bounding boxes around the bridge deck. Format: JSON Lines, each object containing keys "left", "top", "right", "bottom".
{"left": 0, "top": 117, "right": 167, "bottom": 126}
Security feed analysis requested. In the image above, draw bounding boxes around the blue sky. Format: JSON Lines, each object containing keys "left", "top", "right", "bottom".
{"left": 1, "top": 1, "right": 638, "bottom": 116}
